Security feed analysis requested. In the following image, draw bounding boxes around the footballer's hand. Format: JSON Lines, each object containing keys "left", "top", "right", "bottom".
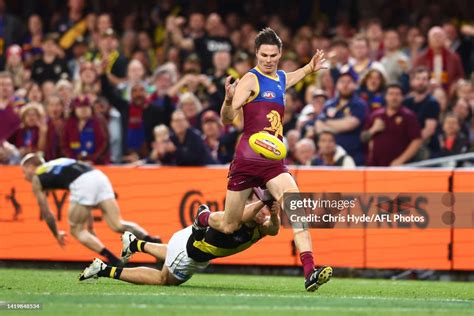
{"left": 270, "top": 201, "right": 281, "bottom": 216}
{"left": 309, "top": 49, "right": 327, "bottom": 72}
{"left": 224, "top": 76, "right": 239, "bottom": 102}
{"left": 56, "top": 230, "right": 67, "bottom": 247}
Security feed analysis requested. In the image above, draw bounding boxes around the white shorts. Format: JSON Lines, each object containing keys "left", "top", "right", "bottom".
{"left": 165, "top": 226, "right": 209, "bottom": 281}
{"left": 69, "top": 170, "right": 115, "bottom": 206}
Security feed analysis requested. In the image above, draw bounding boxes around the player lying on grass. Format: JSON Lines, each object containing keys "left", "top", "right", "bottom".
{"left": 21, "top": 154, "right": 161, "bottom": 265}
{"left": 80, "top": 190, "right": 331, "bottom": 289}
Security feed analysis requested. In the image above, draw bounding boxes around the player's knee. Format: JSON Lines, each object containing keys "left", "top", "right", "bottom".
{"left": 221, "top": 222, "right": 239, "bottom": 234}
{"left": 110, "top": 224, "right": 124, "bottom": 233}
{"left": 69, "top": 225, "right": 81, "bottom": 238}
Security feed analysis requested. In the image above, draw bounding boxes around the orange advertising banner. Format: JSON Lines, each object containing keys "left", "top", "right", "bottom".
{"left": 0, "top": 166, "right": 472, "bottom": 270}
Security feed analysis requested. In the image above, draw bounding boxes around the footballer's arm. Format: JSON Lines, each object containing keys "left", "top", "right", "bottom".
{"left": 32, "top": 176, "right": 64, "bottom": 246}
{"left": 285, "top": 49, "right": 326, "bottom": 89}
{"left": 258, "top": 202, "right": 281, "bottom": 236}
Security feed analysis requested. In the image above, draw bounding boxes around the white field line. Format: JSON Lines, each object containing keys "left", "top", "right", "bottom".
{"left": 17, "top": 291, "right": 474, "bottom": 303}
{"left": 53, "top": 302, "right": 474, "bottom": 313}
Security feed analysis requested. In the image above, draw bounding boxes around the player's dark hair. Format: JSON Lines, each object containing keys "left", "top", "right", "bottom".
{"left": 255, "top": 27, "right": 282, "bottom": 51}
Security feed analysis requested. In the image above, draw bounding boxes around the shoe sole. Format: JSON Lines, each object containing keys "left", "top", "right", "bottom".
{"left": 306, "top": 266, "right": 333, "bottom": 292}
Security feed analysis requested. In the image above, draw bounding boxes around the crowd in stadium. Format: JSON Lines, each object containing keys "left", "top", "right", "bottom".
{"left": 0, "top": 0, "right": 473, "bottom": 167}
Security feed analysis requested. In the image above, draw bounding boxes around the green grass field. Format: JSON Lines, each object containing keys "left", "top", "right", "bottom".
{"left": 1, "top": 269, "right": 473, "bottom": 316}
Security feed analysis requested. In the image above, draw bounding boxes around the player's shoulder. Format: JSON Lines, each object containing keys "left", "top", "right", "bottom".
{"left": 240, "top": 71, "right": 259, "bottom": 86}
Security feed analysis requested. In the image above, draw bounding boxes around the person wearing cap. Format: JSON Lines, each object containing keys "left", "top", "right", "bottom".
{"left": 298, "top": 88, "right": 328, "bottom": 138}
{"left": 201, "top": 110, "right": 239, "bottom": 164}
{"left": 62, "top": 96, "right": 109, "bottom": 164}
{"left": 9, "top": 102, "right": 47, "bottom": 157}
{"left": 315, "top": 70, "right": 368, "bottom": 165}
{"left": 31, "top": 33, "right": 68, "bottom": 85}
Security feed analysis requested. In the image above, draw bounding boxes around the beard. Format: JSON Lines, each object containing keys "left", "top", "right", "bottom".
{"left": 415, "top": 85, "right": 428, "bottom": 94}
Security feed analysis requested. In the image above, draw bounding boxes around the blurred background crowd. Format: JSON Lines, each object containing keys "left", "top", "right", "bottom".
{"left": 0, "top": 0, "right": 473, "bottom": 167}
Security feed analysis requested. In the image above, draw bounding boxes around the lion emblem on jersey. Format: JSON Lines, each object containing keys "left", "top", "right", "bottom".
{"left": 264, "top": 110, "right": 283, "bottom": 138}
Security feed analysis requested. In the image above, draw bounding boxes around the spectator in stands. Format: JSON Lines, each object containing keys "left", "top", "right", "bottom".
{"left": 434, "top": 113, "right": 469, "bottom": 158}
{"left": 451, "top": 97, "right": 472, "bottom": 139}
{"left": 315, "top": 71, "right": 367, "bottom": 165}
{"left": 284, "top": 129, "right": 301, "bottom": 165}
{"left": 31, "top": 34, "right": 68, "bottom": 85}
{"left": 93, "top": 28, "right": 128, "bottom": 82}
{"left": 169, "top": 109, "right": 215, "bottom": 166}
{"left": 380, "top": 29, "right": 411, "bottom": 84}
{"left": 177, "top": 92, "right": 202, "bottom": 130}
{"left": 201, "top": 110, "right": 238, "bottom": 164}
{"left": 0, "top": 72, "right": 20, "bottom": 142}
{"left": 413, "top": 26, "right": 464, "bottom": 91}
{"left": 403, "top": 26, "right": 425, "bottom": 62}
{"left": 55, "top": 79, "right": 74, "bottom": 116}
{"left": 338, "top": 34, "right": 384, "bottom": 83}
{"left": 26, "top": 82, "right": 43, "bottom": 103}
{"left": 451, "top": 79, "right": 473, "bottom": 105}
{"left": 166, "top": 13, "right": 233, "bottom": 73}
{"left": 93, "top": 97, "right": 122, "bottom": 164}
{"left": 116, "top": 59, "right": 147, "bottom": 101}
{"left": 357, "top": 67, "right": 387, "bottom": 114}
{"left": 148, "top": 124, "right": 175, "bottom": 165}
{"left": 312, "top": 129, "right": 355, "bottom": 167}
{"left": 209, "top": 50, "right": 232, "bottom": 105}
{"left": 6, "top": 45, "right": 27, "bottom": 88}
{"left": 433, "top": 87, "right": 449, "bottom": 123}
{"left": 147, "top": 65, "right": 177, "bottom": 128}
{"left": 62, "top": 96, "right": 108, "bottom": 164}
{"left": 74, "top": 60, "right": 101, "bottom": 97}
{"left": 0, "top": 0, "right": 24, "bottom": 65}
{"left": 298, "top": 89, "right": 328, "bottom": 138}
{"left": 9, "top": 102, "right": 47, "bottom": 157}
{"left": 44, "top": 95, "right": 65, "bottom": 161}
{"left": 292, "top": 138, "right": 316, "bottom": 166}
{"left": 55, "top": 0, "right": 86, "bottom": 35}
{"left": 362, "top": 84, "right": 422, "bottom": 166}
{"left": 365, "top": 19, "right": 384, "bottom": 61}
{"left": 283, "top": 91, "right": 299, "bottom": 134}
{"left": 328, "top": 38, "right": 350, "bottom": 72}
{"left": 0, "top": 141, "right": 20, "bottom": 165}
{"left": 443, "top": 21, "right": 474, "bottom": 76}
{"left": 22, "top": 14, "right": 44, "bottom": 67}
{"left": 232, "top": 52, "right": 252, "bottom": 78}
{"left": 404, "top": 66, "right": 440, "bottom": 159}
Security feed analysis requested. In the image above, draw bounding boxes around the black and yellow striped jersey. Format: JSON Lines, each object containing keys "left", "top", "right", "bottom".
{"left": 186, "top": 224, "right": 262, "bottom": 262}
{"left": 35, "top": 158, "right": 93, "bottom": 190}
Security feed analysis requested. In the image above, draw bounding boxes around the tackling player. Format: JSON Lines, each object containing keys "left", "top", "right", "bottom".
{"left": 21, "top": 154, "right": 161, "bottom": 264}
{"left": 79, "top": 195, "right": 299, "bottom": 286}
